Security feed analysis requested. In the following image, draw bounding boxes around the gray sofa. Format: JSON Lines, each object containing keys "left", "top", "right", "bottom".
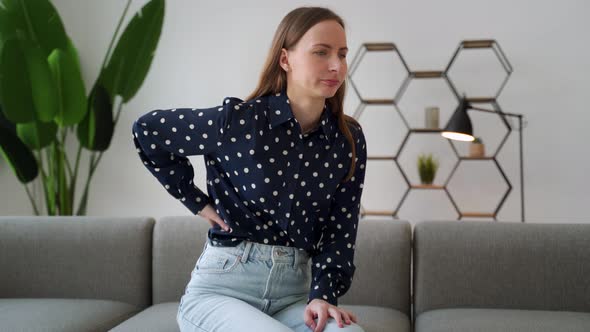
{"left": 1, "top": 216, "right": 589, "bottom": 332}
{"left": 0, "top": 216, "right": 410, "bottom": 332}
{"left": 412, "top": 221, "right": 590, "bottom": 332}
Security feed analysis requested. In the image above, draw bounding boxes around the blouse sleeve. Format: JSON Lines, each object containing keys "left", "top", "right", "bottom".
{"left": 131, "top": 97, "right": 243, "bottom": 214}
{"left": 307, "top": 123, "right": 367, "bottom": 306}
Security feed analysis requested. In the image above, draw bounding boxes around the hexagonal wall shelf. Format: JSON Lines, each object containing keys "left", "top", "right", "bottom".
{"left": 348, "top": 40, "right": 524, "bottom": 221}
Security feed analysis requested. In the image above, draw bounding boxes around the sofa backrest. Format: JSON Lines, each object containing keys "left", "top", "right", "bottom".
{"left": 0, "top": 216, "right": 154, "bottom": 308}
{"left": 413, "top": 221, "right": 590, "bottom": 316}
{"left": 151, "top": 216, "right": 210, "bottom": 306}
{"left": 152, "top": 216, "right": 412, "bottom": 316}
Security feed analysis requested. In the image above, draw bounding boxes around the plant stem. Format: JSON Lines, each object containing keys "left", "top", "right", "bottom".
{"left": 60, "top": 126, "right": 73, "bottom": 178}
{"left": 75, "top": 151, "right": 95, "bottom": 216}
{"left": 57, "top": 126, "right": 73, "bottom": 215}
{"left": 71, "top": 142, "right": 83, "bottom": 214}
{"left": 100, "top": 0, "right": 132, "bottom": 72}
{"left": 24, "top": 183, "right": 40, "bottom": 215}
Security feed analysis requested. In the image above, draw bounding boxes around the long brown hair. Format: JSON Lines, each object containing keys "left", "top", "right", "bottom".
{"left": 245, "top": 7, "right": 360, "bottom": 183}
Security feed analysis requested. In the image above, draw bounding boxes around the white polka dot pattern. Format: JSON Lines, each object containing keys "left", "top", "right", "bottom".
{"left": 131, "top": 90, "right": 367, "bottom": 306}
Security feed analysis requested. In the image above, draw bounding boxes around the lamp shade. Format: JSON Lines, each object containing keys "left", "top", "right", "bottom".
{"left": 441, "top": 98, "right": 474, "bottom": 141}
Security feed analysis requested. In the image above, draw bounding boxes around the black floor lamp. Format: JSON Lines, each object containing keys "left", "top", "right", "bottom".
{"left": 442, "top": 97, "right": 526, "bottom": 222}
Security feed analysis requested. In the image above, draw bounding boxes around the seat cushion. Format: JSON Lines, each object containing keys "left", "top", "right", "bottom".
{"left": 110, "top": 302, "right": 410, "bottom": 332}
{"left": 109, "top": 302, "right": 180, "bottom": 332}
{"left": 341, "top": 305, "right": 411, "bottom": 332}
{"left": 415, "top": 308, "right": 590, "bottom": 332}
{"left": 0, "top": 298, "right": 141, "bottom": 332}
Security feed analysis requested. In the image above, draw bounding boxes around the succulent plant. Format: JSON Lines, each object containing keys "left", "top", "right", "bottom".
{"left": 472, "top": 136, "right": 483, "bottom": 144}
{"left": 417, "top": 153, "right": 439, "bottom": 185}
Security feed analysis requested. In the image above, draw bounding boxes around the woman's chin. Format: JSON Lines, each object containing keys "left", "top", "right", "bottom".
{"left": 317, "top": 86, "right": 339, "bottom": 98}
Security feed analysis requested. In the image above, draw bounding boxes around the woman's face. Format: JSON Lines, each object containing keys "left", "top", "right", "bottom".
{"left": 281, "top": 20, "right": 348, "bottom": 99}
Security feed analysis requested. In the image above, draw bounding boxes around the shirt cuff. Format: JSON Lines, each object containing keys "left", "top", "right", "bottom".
{"left": 307, "top": 274, "right": 339, "bottom": 306}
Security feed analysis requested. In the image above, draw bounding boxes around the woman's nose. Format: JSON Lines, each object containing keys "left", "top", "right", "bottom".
{"left": 329, "top": 57, "right": 342, "bottom": 72}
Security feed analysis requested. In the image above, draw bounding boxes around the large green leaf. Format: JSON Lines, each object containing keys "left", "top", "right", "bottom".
{"left": 47, "top": 38, "right": 87, "bottom": 126}
{"left": 0, "top": 103, "right": 16, "bottom": 135}
{"left": 100, "top": 0, "right": 164, "bottom": 102}
{"left": 0, "top": 0, "right": 68, "bottom": 58}
{"left": 0, "top": 111, "right": 38, "bottom": 183}
{"left": 16, "top": 119, "right": 57, "bottom": 150}
{"left": 0, "top": 38, "right": 35, "bottom": 123}
{"left": 0, "top": 6, "right": 17, "bottom": 55}
{"left": 22, "top": 37, "right": 58, "bottom": 122}
{"left": 77, "top": 84, "right": 113, "bottom": 151}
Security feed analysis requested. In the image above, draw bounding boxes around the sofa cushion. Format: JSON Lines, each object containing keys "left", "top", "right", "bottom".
{"left": 415, "top": 308, "right": 590, "bottom": 332}
{"left": 342, "top": 305, "right": 411, "bottom": 332}
{"left": 413, "top": 221, "right": 590, "bottom": 316}
{"left": 0, "top": 298, "right": 140, "bottom": 332}
{"left": 151, "top": 216, "right": 210, "bottom": 306}
{"left": 152, "top": 216, "right": 412, "bottom": 317}
{"left": 340, "top": 219, "right": 412, "bottom": 315}
{"left": 109, "top": 302, "right": 180, "bottom": 332}
{"left": 0, "top": 216, "right": 154, "bottom": 308}
{"left": 108, "top": 302, "right": 410, "bottom": 332}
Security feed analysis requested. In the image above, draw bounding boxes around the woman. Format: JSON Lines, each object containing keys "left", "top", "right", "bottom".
{"left": 132, "top": 6, "right": 367, "bottom": 332}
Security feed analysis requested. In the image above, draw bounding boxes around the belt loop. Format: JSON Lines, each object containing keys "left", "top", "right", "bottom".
{"left": 293, "top": 248, "right": 302, "bottom": 268}
{"left": 241, "top": 241, "right": 252, "bottom": 263}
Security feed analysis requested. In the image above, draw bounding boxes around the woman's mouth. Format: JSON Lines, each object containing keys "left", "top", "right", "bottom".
{"left": 321, "top": 79, "right": 340, "bottom": 87}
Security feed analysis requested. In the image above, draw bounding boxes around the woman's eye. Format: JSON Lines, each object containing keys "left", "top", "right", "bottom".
{"left": 315, "top": 51, "right": 327, "bottom": 56}
{"left": 339, "top": 54, "right": 347, "bottom": 59}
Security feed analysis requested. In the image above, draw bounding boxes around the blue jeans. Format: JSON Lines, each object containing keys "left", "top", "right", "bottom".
{"left": 176, "top": 237, "right": 365, "bottom": 332}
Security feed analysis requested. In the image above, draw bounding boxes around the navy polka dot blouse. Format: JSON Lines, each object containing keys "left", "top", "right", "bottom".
{"left": 131, "top": 89, "right": 367, "bottom": 306}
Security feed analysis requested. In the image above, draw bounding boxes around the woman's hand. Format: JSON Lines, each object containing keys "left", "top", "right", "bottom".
{"left": 304, "top": 299, "right": 358, "bottom": 332}
{"left": 197, "top": 204, "right": 232, "bottom": 232}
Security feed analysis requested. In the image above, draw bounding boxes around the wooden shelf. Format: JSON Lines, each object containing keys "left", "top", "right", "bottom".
{"left": 462, "top": 40, "right": 495, "bottom": 48}
{"left": 465, "top": 97, "right": 496, "bottom": 104}
{"left": 410, "top": 128, "right": 443, "bottom": 133}
{"left": 411, "top": 71, "right": 444, "bottom": 78}
{"left": 363, "top": 99, "right": 395, "bottom": 105}
{"left": 460, "top": 156, "right": 494, "bottom": 160}
{"left": 362, "top": 210, "right": 397, "bottom": 217}
{"left": 411, "top": 184, "right": 445, "bottom": 190}
{"left": 364, "top": 43, "right": 396, "bottom": 51}
{"left": 461, "top": 212, "right": 495, "bottom": 218}
{"left": 368, "top": 156, "right": 396, "bottom": 161}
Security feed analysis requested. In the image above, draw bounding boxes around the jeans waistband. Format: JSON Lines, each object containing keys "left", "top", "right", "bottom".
{"left": 205, "top": 238, "right": 310, "bottom": 267}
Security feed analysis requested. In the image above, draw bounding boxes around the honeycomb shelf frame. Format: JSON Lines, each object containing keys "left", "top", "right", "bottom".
{"left": 350, "top": 40, "right": 525, "bottom": 222}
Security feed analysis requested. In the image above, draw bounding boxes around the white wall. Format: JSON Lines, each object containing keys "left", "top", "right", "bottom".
{"left": 1, "top": 0, "right": 588, "bottom": 224}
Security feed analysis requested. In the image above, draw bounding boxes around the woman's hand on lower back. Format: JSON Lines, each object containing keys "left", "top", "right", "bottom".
{"left": 197, "top": 204, "right": 232, "bottom": 232}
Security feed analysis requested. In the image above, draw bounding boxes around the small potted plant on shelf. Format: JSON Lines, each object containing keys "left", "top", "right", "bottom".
{"left": 417, "top": 153, "right": 439, "bottom": 185}
{"left": 469, "top": 137, "right": 485, "bottom": 158}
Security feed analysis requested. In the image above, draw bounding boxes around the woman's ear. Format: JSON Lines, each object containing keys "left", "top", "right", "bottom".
{"left": 279, "top": 48, "right": 290, "bottom": 72}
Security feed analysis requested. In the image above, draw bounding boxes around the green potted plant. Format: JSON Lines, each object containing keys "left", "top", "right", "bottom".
{"left": 417, "top": 153, "right": 439, "bottom": 185}
{"left": 469, "top": 136, "right": 485, "bottom": 157}
{"left": 0, "top": 0, "right": 165, "bottom": 215}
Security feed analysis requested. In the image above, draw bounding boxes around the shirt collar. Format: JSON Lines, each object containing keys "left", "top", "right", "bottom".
{"left": 265, "top": 89, "right": 336, "bottom": 143}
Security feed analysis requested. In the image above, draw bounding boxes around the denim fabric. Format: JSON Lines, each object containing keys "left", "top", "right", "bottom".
{"left": 177, "top": 237, "right": 365, "bottom": 332}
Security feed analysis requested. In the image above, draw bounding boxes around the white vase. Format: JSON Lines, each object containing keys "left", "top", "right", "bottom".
{"left": 425, "top": 106, "right": 439, "bottom": 129}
